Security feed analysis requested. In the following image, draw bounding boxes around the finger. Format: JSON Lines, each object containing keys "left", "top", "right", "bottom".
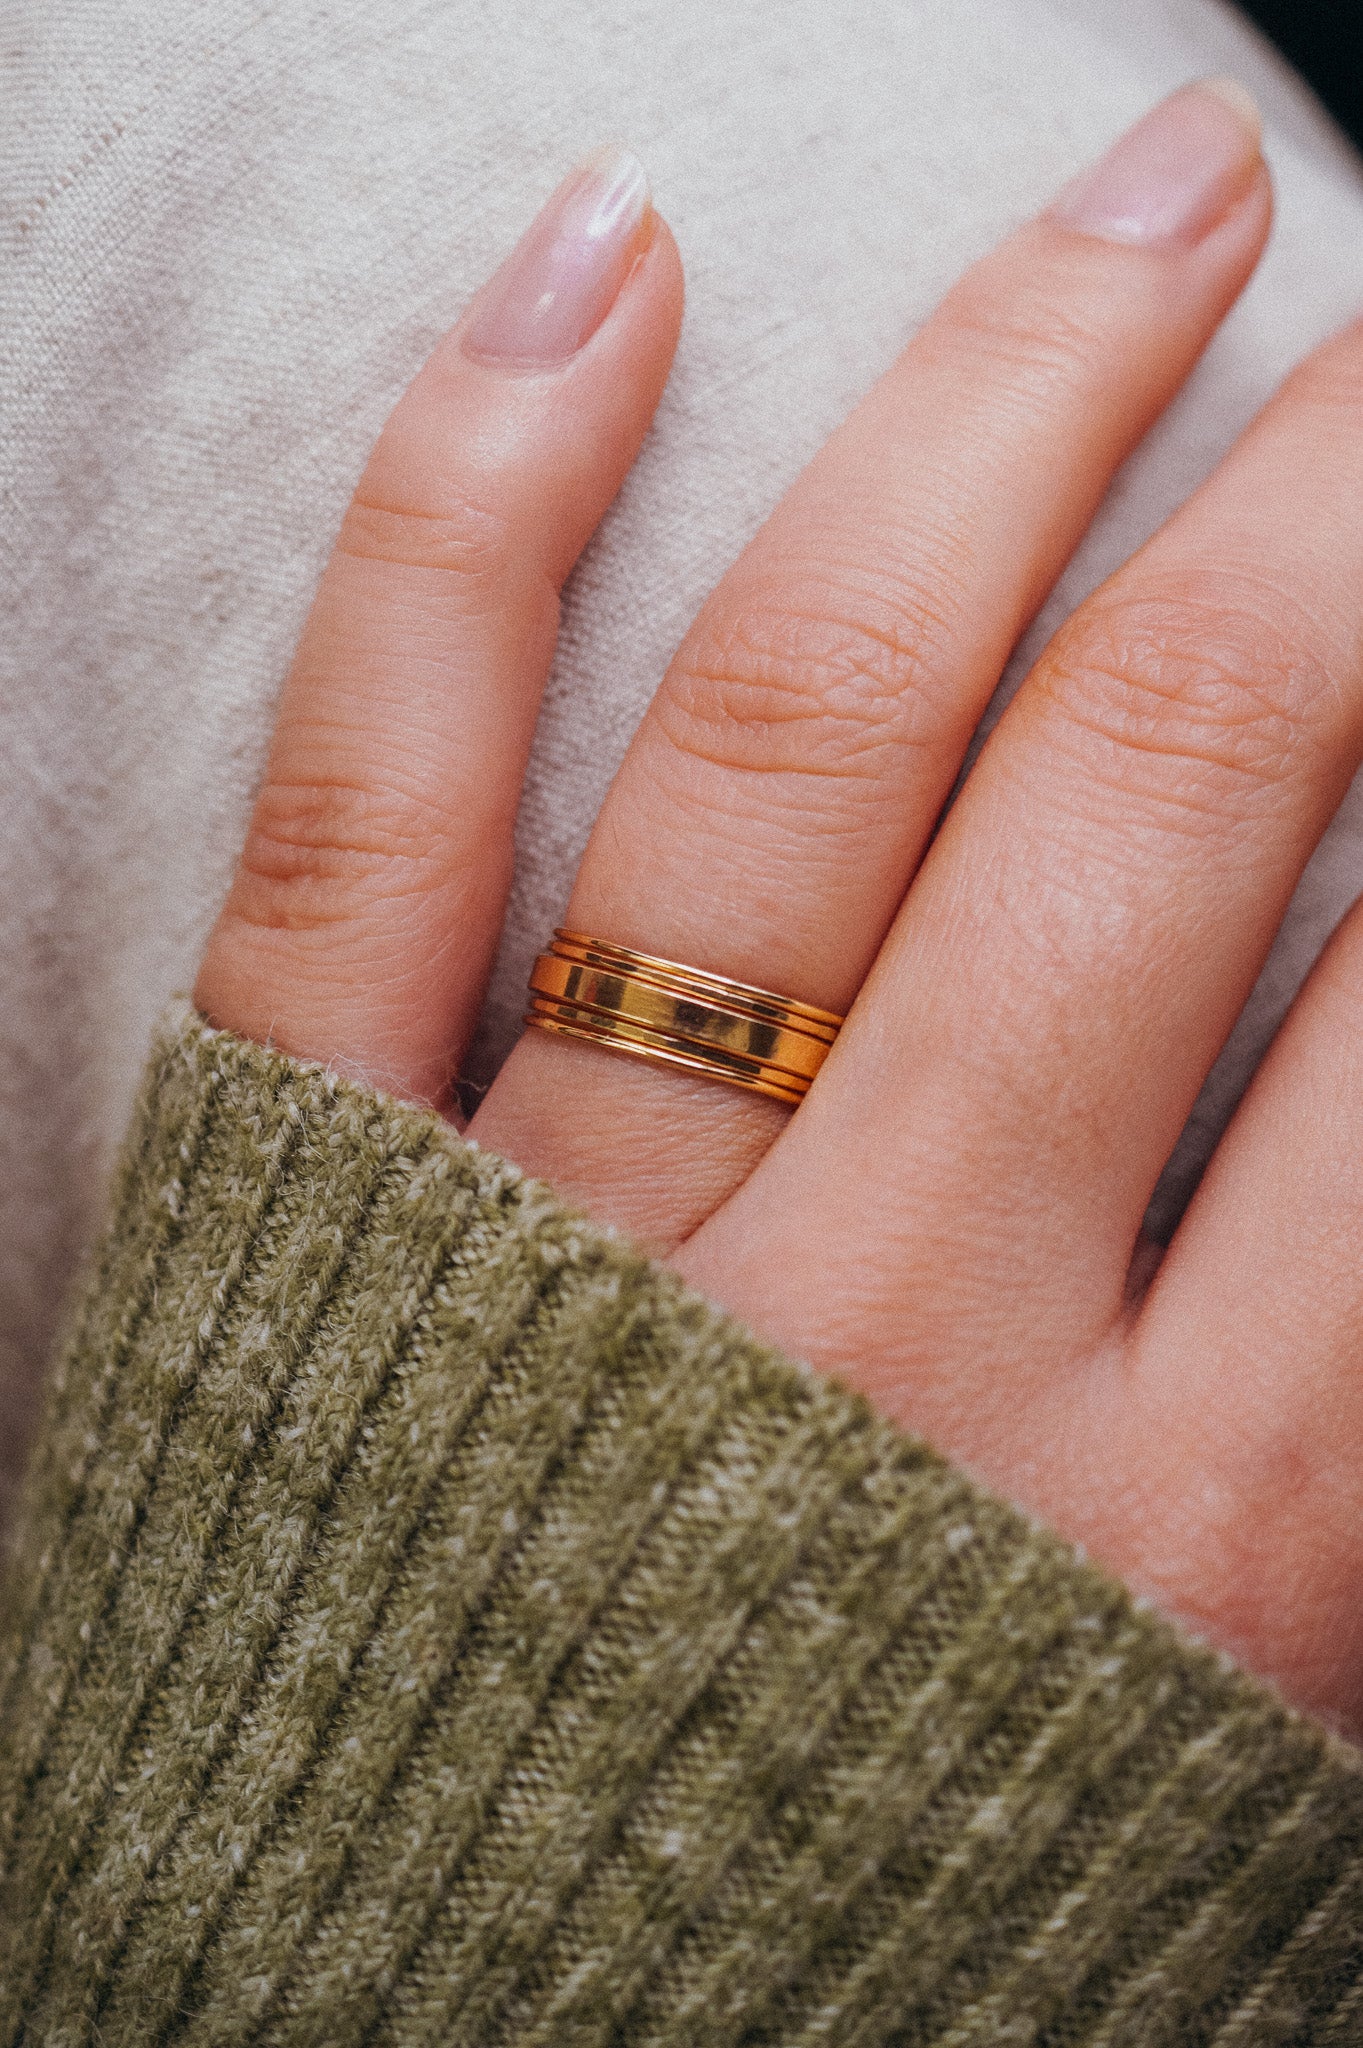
{"left": 703, "top": 307, "right": 1363, "bottom": 1427}
{"left": 1113, "top": 901, "right": 1363, "bottom": 1723}
{"left": 196, "top": 151, "right": 683, "bottom": 1106}
{"left": 475, "top": 82, "right": 1271, "bottom": 1243}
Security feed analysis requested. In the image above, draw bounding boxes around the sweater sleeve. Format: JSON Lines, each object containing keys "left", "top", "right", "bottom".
{"left": 1, "top": 1008, "right": 1360, "bottom": 2048}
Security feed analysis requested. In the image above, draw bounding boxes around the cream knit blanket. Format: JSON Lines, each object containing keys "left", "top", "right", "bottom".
{"left": 2, "top": 0, "right": 1361, "bottom": 1509}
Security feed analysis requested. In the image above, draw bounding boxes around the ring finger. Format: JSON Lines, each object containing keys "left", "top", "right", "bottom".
{"left": 474, "top": 81, "right": 1270, "bottom": 1246}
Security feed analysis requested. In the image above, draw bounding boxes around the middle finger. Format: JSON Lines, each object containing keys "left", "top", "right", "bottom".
{"left": 688, "top": 309, "right": 1363, "bottom": 1441}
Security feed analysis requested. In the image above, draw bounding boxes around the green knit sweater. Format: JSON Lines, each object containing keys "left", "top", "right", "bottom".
{"left": 2, "top": 1010, "right": 1361, "bottom": 2045}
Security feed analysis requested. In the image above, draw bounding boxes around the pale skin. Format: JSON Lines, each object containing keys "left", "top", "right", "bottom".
{"left": 198, "top": 82, "right": 1363, "bottom": 1734}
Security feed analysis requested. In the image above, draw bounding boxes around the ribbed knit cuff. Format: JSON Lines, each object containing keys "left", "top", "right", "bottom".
{"left": 2, "top": 1007, "right": 1361, "bottom": 2047}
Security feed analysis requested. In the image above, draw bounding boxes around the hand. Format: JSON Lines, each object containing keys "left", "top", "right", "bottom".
{"left": 197, "top": 86, "right": 1363, "bottom": 1734}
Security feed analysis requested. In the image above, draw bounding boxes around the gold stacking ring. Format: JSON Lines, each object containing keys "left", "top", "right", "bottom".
{"left": 526, "top": 929, "right": 843, "bottom": 1105}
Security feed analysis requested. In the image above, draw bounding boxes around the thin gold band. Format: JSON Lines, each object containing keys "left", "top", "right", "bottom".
{"left": 525, "top": 930, "right": 843, "bottom": 1105}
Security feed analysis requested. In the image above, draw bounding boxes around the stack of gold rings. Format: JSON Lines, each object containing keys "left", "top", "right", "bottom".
{"left": 526, "top": 929, "right": 843, "bottom": 1105}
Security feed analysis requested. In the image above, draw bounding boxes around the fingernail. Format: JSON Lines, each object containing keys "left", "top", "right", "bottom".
{"left": 463, "top": 147, "right": 653, "bottom": 368}
{"left": 1049, "top": 79, "right": 1262, "bottom": 248}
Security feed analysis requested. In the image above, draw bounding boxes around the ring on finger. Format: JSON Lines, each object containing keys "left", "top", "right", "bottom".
{"left": 526, "top": 930, "right": 843, "bottom": 1104}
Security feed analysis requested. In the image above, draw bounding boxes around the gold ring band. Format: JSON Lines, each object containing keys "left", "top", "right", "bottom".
{"left": 525, "top": 930, "right": 843, "bottom": 1105}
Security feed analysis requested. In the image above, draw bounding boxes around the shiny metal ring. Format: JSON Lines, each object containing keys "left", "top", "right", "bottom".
{"left": 525, "top": 929, "right": 843, "bottom": 1105}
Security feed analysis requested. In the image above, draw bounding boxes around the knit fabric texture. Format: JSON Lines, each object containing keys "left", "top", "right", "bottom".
{"left": 2, "top": 1010, "right": 1362, "bottom": 2045}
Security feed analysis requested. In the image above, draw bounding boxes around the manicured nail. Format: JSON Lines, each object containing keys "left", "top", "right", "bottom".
{"left": 1049, "top": 79, "right": 1262, "bottom": 248}
{"left": 463, "top": 147, "right": 653, "bottom": 368}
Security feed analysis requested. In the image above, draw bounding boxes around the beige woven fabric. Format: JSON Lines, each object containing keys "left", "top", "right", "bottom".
{"left": 2, "top": 0, "right": 1362, "bottom": 1510}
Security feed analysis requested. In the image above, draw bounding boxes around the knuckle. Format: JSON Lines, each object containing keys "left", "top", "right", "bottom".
{"left": 227, "top": 777, "right": 452, "bottom": 937}
{"left": 1034, "top": 579, "right": 1340, "bottom": 822}
{"left": 336, "top": 484, "right": 513, "bottom": 592}
{"left": 658, "top": 570, "right": 961, "bottom": 791}
{"left": 927, "top": 281, "right": 1115, "bottom": 409}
